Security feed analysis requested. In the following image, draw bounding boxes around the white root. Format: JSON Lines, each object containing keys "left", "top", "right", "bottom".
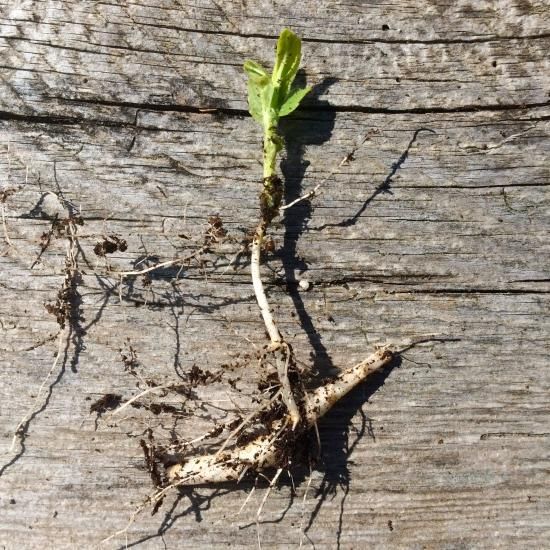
{"left": 280, "top": 132, "right": 375, "bottom": 212}
{"left": 114, "top": 247, "right": 206, "bottom": 277}
{"left": 251, "top": 222, "right": 301, "bottom": 428}
{"left": 110, "top": 384, "right": 169, "bottom": 416}
{"left": 9, "top": 330, "right": 66, "bottom": 452}
{"left": 274, "top": 343, "right": 301, "bottom": 429}
{"left": 167, "top": 348, "right": 392, "bottom": 485}
{"left": 250, "top": 223, "right": 281, "bottom": 345}
{"left": 303, "top": 347, "right": 391, "bottom": 423}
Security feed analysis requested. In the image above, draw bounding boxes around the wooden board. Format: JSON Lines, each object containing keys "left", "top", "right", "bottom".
{"left": 0, "top": 1, "right": 549, "bottom": 548}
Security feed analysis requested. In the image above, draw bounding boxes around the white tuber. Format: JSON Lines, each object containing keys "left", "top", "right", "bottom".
{"left": 166, "top": 348, "right": 393, "bottom": 485}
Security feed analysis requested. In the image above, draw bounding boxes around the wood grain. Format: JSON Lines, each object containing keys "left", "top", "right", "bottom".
{"left": 1, "top": 1, "right": 549, "bottom": 117}
{"left": 0, "top": 1, "right": 549, "bottom": 548}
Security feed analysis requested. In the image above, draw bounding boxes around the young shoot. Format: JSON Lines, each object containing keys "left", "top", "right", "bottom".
{"left": 244, "top": 28, "right": 311, "bottom": 183}
{"left": 244, "top": 29, "right": 311, "bottom": 427}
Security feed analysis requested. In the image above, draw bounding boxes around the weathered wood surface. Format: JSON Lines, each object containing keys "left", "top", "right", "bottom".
{"left": 0, "top": 1, "right": 549, "bottom": 548}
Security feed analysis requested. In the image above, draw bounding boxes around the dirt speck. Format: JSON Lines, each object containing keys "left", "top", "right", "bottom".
{"left": 90, "top": 394, "right": 122, "bottom": 414}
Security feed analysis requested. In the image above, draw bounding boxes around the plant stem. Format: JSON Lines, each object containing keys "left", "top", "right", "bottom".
{"left": 251, "top": 122, "right": 282, "bottom": 342}
{"left": 250, "top": 116, "right": 282, "bottom": 345}
{"left": 263, "top": 122, "right": 279, "bottom": 179}
{"left": 249, "top": 117, "right": 302, "bottom": 427}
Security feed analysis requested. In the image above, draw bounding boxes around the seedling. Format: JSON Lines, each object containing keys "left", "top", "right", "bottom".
{"left": 245, "top": 28, "right": 312, "bottom": 426}
{"left": 104, "top": 30, "right": 396, "bottom": 543}
{"left": 163, "top": 29, "right": 395, "bottom": 487}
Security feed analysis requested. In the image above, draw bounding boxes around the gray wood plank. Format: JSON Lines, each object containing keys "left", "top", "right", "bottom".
{"left": 0, "top": 1, "right": 549, "bottom": 549}
{"left": 0, "top": 1, "right": 549, "bottom": 117}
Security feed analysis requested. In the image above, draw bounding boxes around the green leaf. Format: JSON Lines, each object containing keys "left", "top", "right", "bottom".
{"left": 244, "top": 60, "right": 272, "bottom": 124}
{"left": 278, "top": 86, "right": 311, "bottom": 117}
{"left": 262, "top": 82, "right": 277, "bottom": 124}
{"left": 271, "top": 29, "right": 302, "bottom": 110}
{"left": 272, "top": 29, "right": 301, "bottom": 87}
{"left": 247, "top": 79, "right": 264, "bottom": 123}
{"left": 243, "top": 60, "right": 269, "bottom": 85}
{"left": 243, "top": 30, "right": 308, "bottom": 125}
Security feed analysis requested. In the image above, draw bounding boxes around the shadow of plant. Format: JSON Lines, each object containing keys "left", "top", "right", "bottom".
{"left": 279, "top": 75, "right": 339, "bottom": 377}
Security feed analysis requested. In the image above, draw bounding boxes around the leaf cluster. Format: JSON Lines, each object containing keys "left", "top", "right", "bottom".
{"left": 244, "top": 29, "right": 311, "bottom": 126}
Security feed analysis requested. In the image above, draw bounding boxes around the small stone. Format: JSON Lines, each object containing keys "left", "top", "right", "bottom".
{"left": 298, "top": 279, "right": 311, "bottom": 291}
{"left": 38, "top": 193, "right": 65, "bottom": 218}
